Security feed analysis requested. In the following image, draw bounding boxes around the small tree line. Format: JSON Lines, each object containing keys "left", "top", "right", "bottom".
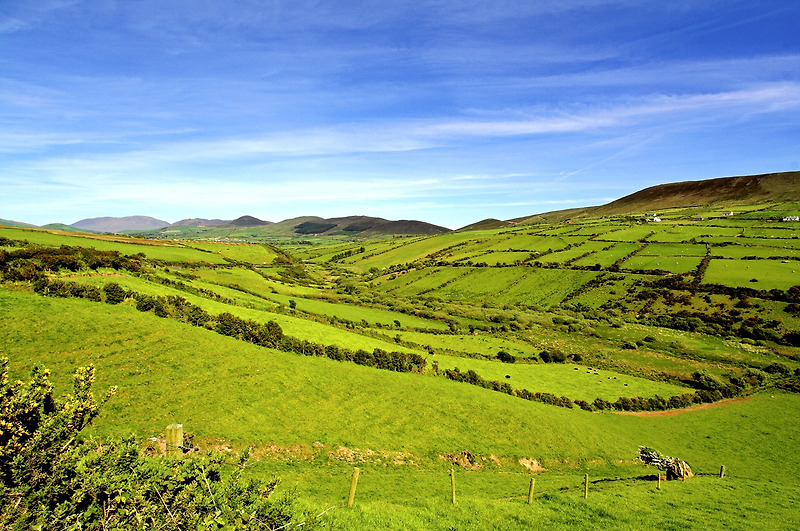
{"left": 441, "top": 364, "right": 796, "bottom": 413}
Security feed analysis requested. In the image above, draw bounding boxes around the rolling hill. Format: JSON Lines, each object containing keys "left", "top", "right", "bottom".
{"left": 511, "top": 171, "right": 800, "bottom": 225}
{"left": 171, "top": 217, "right": 230, "bottom": 227}
{"left": 2, "top": 174, "right": 800, "bottom": 529}
{"left": 589, "top": 171, "right": 800, "bottom": 217}
{"left": 71, "top": 215, "right": 171, "bottom": 232}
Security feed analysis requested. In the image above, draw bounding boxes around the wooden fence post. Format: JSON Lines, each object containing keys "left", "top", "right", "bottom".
{"left": 165, "top": 424, "right": 183, "bottom": 457}
{"left": 347, "top": 467, "right": 360, "bottom": 507}
{"left": 657, "top": 474, "right": 662, "bottom": 490}
{"left": 719, "top": 465, "right": 725, "bottom": 479}
{"left": 527, "top": 477, "right": 535, "bottom": 504}
{"left": 450, "top": 469, "right": 456, "bottom": 505}
{"left": 584, "top": 473, "right": 589, "bottom": 499}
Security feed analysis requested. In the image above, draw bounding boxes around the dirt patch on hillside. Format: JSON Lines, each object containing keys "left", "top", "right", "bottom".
{"left": 439, "top": 451, "right": 503, "bottom": 470}
{"left": 329, "top": 446, "right": 417, "bottom": 465}
{"left": 615, "top": 397, "right": 751, "bottom": 417}
{"left": 518, "top": 458, "right": 546, "bottom": 472}
{"left": 253, "top": 444, "right": 314, "bottom": 461}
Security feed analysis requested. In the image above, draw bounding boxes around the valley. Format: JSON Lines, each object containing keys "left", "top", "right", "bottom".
{"left": 2, "top": 172, "right": 800, "bottom": 529}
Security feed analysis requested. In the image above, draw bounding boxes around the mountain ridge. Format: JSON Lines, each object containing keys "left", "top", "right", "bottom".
{"left": 71, "top": 216, "right": 171, "bottom": 233}
{"left": 511, "top": 171, "right": 800, "bottom": 225}
{"left": 7, "top": 171, "right": 800, "bottom": 234}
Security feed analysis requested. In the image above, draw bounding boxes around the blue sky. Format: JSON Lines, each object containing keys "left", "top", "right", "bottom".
{"left": 2, "top": 1, "right": 799, "bottom": 228}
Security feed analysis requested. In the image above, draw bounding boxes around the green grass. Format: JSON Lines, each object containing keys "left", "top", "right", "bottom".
{"left": 595, "top": 225, "right": 658, "bottom": 242}
{"left": 269, "top": 293, "right": 451, "bottom": 330}
{"left": 394, "top": 330, "right": 542, "bottom": 359}
{"left": 468, "top": 251, "right": 532, "bottom": 265}
{"left": 4, "top": 287, "right": 798, "bottom": 475}
{"left": 572, "top": 243, "right": 642, "bottom": 268}
{"left": 622, "top": 255, "right": 702, "bottom": 274}
{"left": 712, "top": 245, "right": 800, "bottom": 259}
{"left": 496, "top": 269, "right": 599, "bottom": 307}
{"left": 278, "top": 474, "right": 799, "bottom": 530}
{"left": 179, "top": 267, "right": 450, "bottom": 330}
{"left": 181, "top": 241, "right": 280, "bottom": 264}
{"left": 568, "top": 274, "right": 650, "bottom": 307}
{"left": 703, "top": 259, "right": 800, "bottom": 290}
{"left": 431, "top": 268, "right": 528, "bottom": 301}
{"left": 374, "top": 268, "right": 470, "bottom": 296}
{"left": 63, "top": 272, "right": 422, "bottom": 354}
{"left": 540, "top": 241, "right": 610, "bottom": 264}
{"left": 637, "top": 243, "right": 708, "bottom": 256}
{"left": 0, "top": 226, "right": 229, "bottom": 263}
{"left": 5, "top": 210, "right": 800, "bottom": 530}
{"left": 428, "top": 353, "right": 686, "bottom": 402}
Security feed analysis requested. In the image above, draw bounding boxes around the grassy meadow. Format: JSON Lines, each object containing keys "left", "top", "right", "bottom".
{"left": 2, "top": 197, "right": 800, "bottom": 529}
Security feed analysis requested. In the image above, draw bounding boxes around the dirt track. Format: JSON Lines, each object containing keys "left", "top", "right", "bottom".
{"left": 614, "top": 397, "right": 752, "bottom": 417}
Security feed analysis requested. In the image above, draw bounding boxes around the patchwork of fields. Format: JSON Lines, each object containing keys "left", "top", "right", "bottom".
{"left": 2, "top": 197, "right": 800, "bottom": 529}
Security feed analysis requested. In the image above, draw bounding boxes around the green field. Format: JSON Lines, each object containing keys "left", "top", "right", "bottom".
{"left": 3, "top": 201, "right": 800, "bottom": 529}
{"left": 703, "top": 259, "right": 800, "bottom": 290}
{"left": 621, "top": 254, "right": 702, "bottom": 274}
{"left": 0, "top": 226, "right": 230, "bottom": 263}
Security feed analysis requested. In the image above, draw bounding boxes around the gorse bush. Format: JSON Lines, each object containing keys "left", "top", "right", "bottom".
{"left": 0, "top": 359, "right": 299, "bottom": 530}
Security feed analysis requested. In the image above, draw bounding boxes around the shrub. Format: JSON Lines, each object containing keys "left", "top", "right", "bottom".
{"left": 0, "top": 359, "right": 297, "bottom": 530}
{"left": 763, "top": 362, "right": 791, "bottom": 376}
{"left": 496, "top": 350, "right": 516, "bottom": 363}
{"left": 103, "top": 283, "right": 127, "bottom": 304}
{"left": 539, "top": 349, "right": 567, "bottom": 363}
{"left": 691, "top": 370, "right": 725, "bottom": 391}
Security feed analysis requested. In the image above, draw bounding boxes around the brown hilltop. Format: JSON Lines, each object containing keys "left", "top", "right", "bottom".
{"left": 592, "top": 171, "right": 800, "bottom": 216}
{"left": 507, "top": 171, "right": 800, "bottom": 225}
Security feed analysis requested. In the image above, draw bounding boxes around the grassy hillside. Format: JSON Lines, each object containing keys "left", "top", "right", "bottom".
{"left": 2, "top": 287, "right": 798, "bottom": 530}
{"left": 2, "top": 288, "right": 797, "bottom": 475}
{"left": 2, "top": 181, "right": 800, "bottom": 529}
{"left": 591, "top": 171, "right": 800, "bottom": 216}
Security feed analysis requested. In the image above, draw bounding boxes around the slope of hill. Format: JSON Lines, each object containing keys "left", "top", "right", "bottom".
{"left": 171, "top": 218, "right": 230, "bottom": 227}
{"left": 296, "top": 215, "right": 450, "bottom": 236}
{"left": 1, "top": 212, "right": 800, "bottom": 530}
{"left": 72, "top": 216, "right": 171, "bottom": 232}
{"left": 590, "top": 171, "right": 800, "bottom": 217}
{"left": 0, "top": 218, "right": 36, "bottom": 228}
{"left": 505, "top": 171, "right": 800, "bottom": 226}
{"left": 40, "top": 223, "right": 96, "bottom": 233}
{"left": 225, "top": 215, "right": 272, "bottom": 227}
{"left": 457, "top": 218, "right": 524, "bottom": 231}
{"left": 213, "top": 215, "right": 452, "bottom": 238}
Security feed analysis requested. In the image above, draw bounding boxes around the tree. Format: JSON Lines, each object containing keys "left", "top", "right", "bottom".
{"left": 637, "top": 446, "right": 694, "bottom": 480}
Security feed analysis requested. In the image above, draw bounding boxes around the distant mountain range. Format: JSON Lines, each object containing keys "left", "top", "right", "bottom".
{"left": 58, "top": 214, "right": 449, "bottom": 236}
{"left": 4, "top": 171, "right": 799, "bottom": 236}
{"left": 71, "top": 216, "right": 172, "bottom": 233}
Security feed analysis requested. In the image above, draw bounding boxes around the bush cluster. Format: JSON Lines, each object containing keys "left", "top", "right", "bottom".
{"left": 0, "top": 246, "right": 142, "bottom": 281}
{"left": 0, "top": 359, "right": 298, "bottom": 530}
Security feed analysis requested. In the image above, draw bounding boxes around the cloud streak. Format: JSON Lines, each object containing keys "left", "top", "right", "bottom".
{"left": 1, "top": 1, "right": 799, "bottom": 227}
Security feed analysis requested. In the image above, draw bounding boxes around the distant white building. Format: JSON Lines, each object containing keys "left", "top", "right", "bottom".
{"left": 646, "top": 213, "right": 661, "bottom": 222}
{"left": 722, "top": 211, "right": 734, "bottom": 216}
{"left": 783, "top": 215, "right": 799, "bottom": 222}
